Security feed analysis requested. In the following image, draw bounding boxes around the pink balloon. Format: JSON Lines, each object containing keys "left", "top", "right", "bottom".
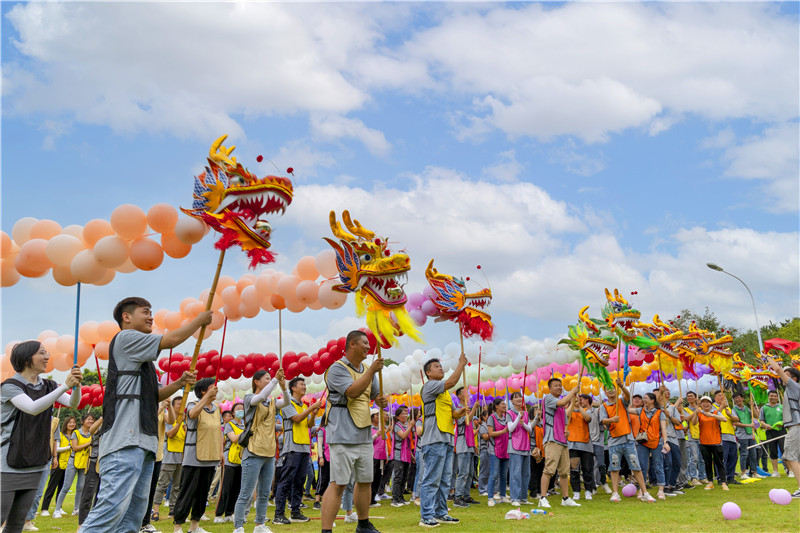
{"left": 408, "top": 292, "right": 425, "bottom": 308}
{"left": 410, "top": 308, "right": 427, "bottom": 326}
{"left": 721, "top": 502, "right": 741, "bottom": 520}
{"left": 420, "top": 300, "right": 438, "bottom": 317}
{"left": 622, "top": 484, "right": 637, "bottom": 497}
{"left": 770, "top": 488, "right": 791, "bottom": 505}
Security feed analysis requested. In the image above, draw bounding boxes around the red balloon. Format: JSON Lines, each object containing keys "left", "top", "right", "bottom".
{"left": 233, "top": 356, "right": 247, "bottom": 373}
{"left": 337, "top": 337, "right": 346, "bottom": 352}
{"left": 313, "top": 360, "right": 324, "bottom": 375}
{"left": 203, "top": 366, "right": 216, "bottom": 378}
{"left": 218, "top": 368, "right": 230, "bottom": 381}
{"left": 319, "top": 351, "right": 332, "bottom": 368}
{"left": 180, "top": 360, "right": 191, "bottom": 373}
{"left": 252, "top": 353, "right": 265, "bottom": 369}
{"left": 269, "top": 359, "right": 280, "bottom": 377}
{"left": 243, "top": 363, "right": 256, "bottom": 378}
{"left": 283, "top": 351, "right": 297, "bottom": 363}
{"left": 264, "top": 353, "right": 277, "bottom": 371}
{"left": 229, "top": 367, "right": 242, "bottom": 380}
{"left": 158, "top": 358, "right": 170, "bottom": 371}
{"left": 327, "top": 339, "right": 338, "bottom": 351}
{"left": 298, "top": 356, "right": 313, "bottom": 375}
{"left": 208, "top": 355, "right": 220, "bottom": 370}
{"left": 206, "top": 349, "right": 219, "bottom": 358}
{"left": 196, "top": 360, "right": 208, "bottom": 376}
{"left": 221, "top": 354, "right": 235, "bottom": 370}
{"left": 644, "top": 353, "right": 655, "bottom": 363}
{"left": 170, "top": 370, "right": 182, "bottom": 382}
{"left": 286, "top": 362, "right": 299, "bottom": 379}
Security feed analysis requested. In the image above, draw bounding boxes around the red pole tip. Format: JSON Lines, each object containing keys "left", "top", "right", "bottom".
{"left": 286, "top": 167, "right": 294, "bottom": 174}
{"left": 476, "top": 265, "right": 481, "bottom": 269}
{"left": 257, "top": 155, "right": 264, "bottom": 162}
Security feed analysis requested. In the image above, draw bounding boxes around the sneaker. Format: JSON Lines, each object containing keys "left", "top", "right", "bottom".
{"left": 22, "top": 522, "right": 39, "bottom": 532}
{"left": 753, "top": 473, "right": 766, "bottom": 479}
{"left": 729, "top": 479, "right": 742, "bottom": 485}
{"left": 370, "top": 502, "right": 381, "bottom": 508}
{"left": 538, "top": 497, "right": 551, "bottom": 508}
{"left": 52, "top": 509, "right": 63, "bottom": 519}
{"left": 40, "top": 510, "right": 50, "bottom": 517}
{"left": 572, "top": 492, "right": 580, "bottom": 501}
{"left": 414, "top": 498, "right": 420, "bottom": 506}
{"left": 478, "top": 492, "right": 487, "bottom": 497}
{"left": 72, "top": 509, "right": 79, "bottom": 516}
{"left": 509, "top": 500, "right": 520, "bottom": 507}
{"left": 298, "top": 503, "right": 308, "bottom": 509}
{"left": 214, "top": 516, "right": 226, "bottom": 523}
{"left": 453, "top": 498, "right": 470, "bottom": 508}
{"left": 253, "top": 526, "right": 273, "bottom": 533}
{"left": 290, "top": 512, "right": 310, "bottom": 523}
{"left": 741, "top": 473, "right": 750, "bottom": 480}
{"left": 487, "top": 498, "right": 495, "bottom": 507}
{"left": 657, "top": 492, "right": 666, "bottom": 501}
{"left": 355, "top": 520, "right": 382, "bottom": 533}
{"left": 640, "top": 493, "right": 656, "bottom": 503}
{"left": 721, "top": 484, "right": 729, "bottom": 491}
{"left": 435, "top": 515, "right": 459, "bottom": 524}
{"left": 663, "top": 489, "right": 677, "bottom": 497}
{"left": 391, "top": 501, "right": 406, "bottom": 508}
{"left": 704, "top": 483, "right": 714, "bottom": 490}
{"left": 610, "top": 493, "right": 621, "bottom": 503}
{"left": 789, "top": 471, "right": 795, "bottom": 478}
{"left": 561, "top": 498, "right": 581, "bottom": 507}
{"left": 419, "top": 518, "right": 440, "bottom": 528}
{"left": 466, "top": 497, "right": 481, "bottom": 504}
{"left": 500, "top": 496, "right": 511, "bottom": 504}
{"left": 200, "top": 514, "right": 210, "bottom": 521}
{"left": 672, "top": 489, "right": 685, "bottom": 495}
{"left": 584, "top": 491, "right": 592, "bottom": 501}
{"left": 233, "top": 529, "right": 246, "bottom": 533}
{"left": 690, "top": 479, "right": 701, "bottom": 486}
{"left": 791, "top": 489, "right": 800, "bottom": 499}
{"left": 345, "top": 513, "right": 358, "bottom": 524}
{"left": 601, "top": 484, "right": 612, "bottom": 494}
{"left": 313, "top": 502, "right": 321, "bottom": 510}
{"left": 380, "top": 494, "right": 391, "bottom": 500}
{"left": 188, "top": 528, "right": 210, "bottom": 533}
{"left": 771, "top": 472, "right": 780, "bottom": 478}
{"left": 139, "top": 525, "right": 159, "bottom": 533}
{"left": 272, "top": 515, "right": 291, "bottom": 526}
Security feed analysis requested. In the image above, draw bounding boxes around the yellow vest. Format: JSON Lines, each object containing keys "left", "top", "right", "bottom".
{"left": 424, "top": 388, "right": 455, "bottom": 435}
{"left": 326, "top": 360, "right": 372, "bottom": 429}
{"left": 684, "top": 407, "right": 700, "bottom": 439}
{"left": 167, "top": 424, "right": 186, "bottom": 453}
{"left": 73, "top": 430, "right": 91, "bottom": 470}
{"left": 227, "top": 423, "right": 244, "bottom": 465}
{"left": 195, "top": 406, "right": 222, "bottom": 462}
{"left": 249, "top": 400, "right": 277, "bottom": 458}
{"left": 288, "top": 399, "right": 311, "bottom": 446}
{"left": 715, "top": 404, "right": 735, "bottom": 435}
{"left": 58, "top": 433, "right": 71, "bottom": 470}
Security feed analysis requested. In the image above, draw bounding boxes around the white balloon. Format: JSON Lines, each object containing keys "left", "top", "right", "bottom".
{"left": 413, "top": 349, "right": 426, "bottom": 362}
{"left": 445, "top": 342, "right": 460, "bottom": 358}
{"left": 411, "top": 371, "right": 421, "bottom": 385}
{"left": 465, "top": 342, "right": 480, "bottom": 361}
{"left": 218, "top": 381, "right": 232, "bottom": 398}
{"left": 400, "top": 364, "right": 413, "bottom": 382}
{"left": 427, "top": 348, "right": 442, "bottom": 360}
{"left": 510, "top": 355, "right": 526, "bottom": 372}
{"left": 404, "top": 355, "right": 417, "bottom": 369}
{"left": 506, "top": 343, "right": 519, "bottom": 358}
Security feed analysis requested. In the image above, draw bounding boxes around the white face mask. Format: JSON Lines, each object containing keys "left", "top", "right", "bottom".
{"left": 235, "top": 410, "right": 244, "bottom": 419}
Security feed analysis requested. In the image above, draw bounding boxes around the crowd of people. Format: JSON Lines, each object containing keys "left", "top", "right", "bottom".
{"left": 1, "top": 296, "right": 799, "bottom": 533}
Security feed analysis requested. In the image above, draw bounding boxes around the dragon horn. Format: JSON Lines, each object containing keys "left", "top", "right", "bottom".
{"left": 329, "top": 211, "right": 358, "bottom": 242}
{"left": 604, "top": 288, "right": 612, "bottom": 301}
{"left": 578, "top": 306, "right": 591, "bottom": 324}
{"left": 322, "top": 236, "right": 345, "bottom": 257}
{"left": 653, "top": 314, "right": 667, "bottom": 329}
{"left": 613, "top": 288, "right": 628, "bottom": 305}
{"left": 425, "top": 259, "right": 447, "bottom": 281}
{"left": 209, "top": 134, "right": 237, "bottom": 167}
{"left": 342, "top": 210, "right": 375, "bottom": 240}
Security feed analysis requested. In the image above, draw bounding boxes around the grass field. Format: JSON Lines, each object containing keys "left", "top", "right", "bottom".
{"left": 26, "top": 476, "right": 798, "bottom": 533}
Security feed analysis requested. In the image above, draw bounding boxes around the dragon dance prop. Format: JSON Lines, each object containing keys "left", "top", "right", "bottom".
{"left": 176, "top": 135, "right": 293, "bottom": 417}
{"left": 559, "top": 306, "right": 617, "bottom": 390}
{"left": 324, "top": 210, "right": 421, "bottom": 438}
{"left": 425, "top": 259, "right": 493, "bottom": 386}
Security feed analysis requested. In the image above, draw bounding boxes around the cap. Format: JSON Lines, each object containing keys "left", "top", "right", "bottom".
{"left": 699, "top": 396, "right": 712, "bottom": 403}
{"left": 370, "top": 408, "right": 379, "bottom": 415}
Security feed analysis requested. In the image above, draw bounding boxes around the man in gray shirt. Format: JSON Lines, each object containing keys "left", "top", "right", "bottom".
{"left": 765, "top": 355, "right": 800, "bottom": 496}
{"left": 81, "top": 296, "right": 208, "bottom": 533}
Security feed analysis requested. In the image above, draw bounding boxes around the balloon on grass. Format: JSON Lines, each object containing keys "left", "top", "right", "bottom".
{"left": 721, "top": 502, "right": 741, "bottom": 520}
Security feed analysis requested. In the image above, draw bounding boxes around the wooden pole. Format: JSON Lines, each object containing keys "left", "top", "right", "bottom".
{"left": 214, "top": 317, "right": 229, "bottom": 386}
{"left": 477, "top": 347, "right": 483, "bottom": 406}
{"left": 616, "top": 338, "right": 622, "bottom": 393}
{"left": 177, "top": 248, "right": 226, "bottom": 419}
{"left": 377, "top": 344, "right": 385, "bottom": 442}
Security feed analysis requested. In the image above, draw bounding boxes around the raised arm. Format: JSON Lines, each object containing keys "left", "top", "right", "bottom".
{"left": 159, "top": 311, "right": 213, "bottom": 350}
{"left": 443, "top": 354, "right": 468, "bottom": 390}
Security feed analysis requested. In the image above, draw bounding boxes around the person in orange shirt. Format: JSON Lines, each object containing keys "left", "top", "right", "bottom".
{"left": 689, "top": 396, "right": 728, "bottom": 491}
{"left": 567, "top": 395, "right": 595, "bottom": 501}
{"left": 630, "top": 392, "right": 670, "bottom": 500}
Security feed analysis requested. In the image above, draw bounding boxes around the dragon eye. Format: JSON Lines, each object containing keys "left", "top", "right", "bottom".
{"left": 230, "top": 176, "right": 245, "bottom": 186}
{"left": 360, "top": 253, "right": 373, "bottom": 262}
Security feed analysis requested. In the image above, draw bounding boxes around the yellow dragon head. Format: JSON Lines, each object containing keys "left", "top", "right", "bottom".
{"left": 425, "top": 259, "right": 493, "bottom": 341}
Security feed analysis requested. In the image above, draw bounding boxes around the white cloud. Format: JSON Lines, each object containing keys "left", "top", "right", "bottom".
{"left": 481, "top": 149, "right": 523, "bottom": 182}
{"left": 310, "top": 114, "right": 391, "bottom": 156}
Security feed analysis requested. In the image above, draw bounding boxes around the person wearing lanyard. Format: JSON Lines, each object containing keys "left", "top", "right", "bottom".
{"left": 153, "top": 396, "right": 186, "bottom": 520}
{"left": 453, "top": 387, "right": 479, "bottom": 508}
{"left": 476, "top": 410, "right": 491, "bottom": 497}
{"left": 587, "top": 398, "right": 611, "bottom": 494}
{"left": 764, "top": 355, "right": 800, "bottom": 497}
{"left": 713, "top": 390, "right": 740, "bottom": 485}
{"left": 631, "top": 392, "right": 670, "bottom": 500}
{"left": 77, "top": 415, "right": 104, "bottom": 527}
{"left": 539, "top": 377, "right": 581, "bottom": 509}
{"left": 390, "top": 406, "right": 414, "bottom": 507}
{"left": 759, "top": 390, "right": 787, "bottom": 476}
{"left": 485, "top": 398, "right": 509, "bottom": 508}
{"left": 660, "top": 387, "right": 685, "bottom": 496}
{"left": 40, "top": 416, "right": 77, "bottom": 516}
{"left": 54, "top": 413, "right": 95, "bottom": 517}
{"left": 731, "top": 392, "right": 758, "bottom": 480}
{"left": 507, "top": 391, "right": 533, "bottom": 506}
{"left": 682, "top": 391, "right": 708, "bottom": 485}
{"left": 214, "top": 402, "right": 245, "bottom": 523}
{"left": 690, "top": 396, "right": 728, "bottom": 490}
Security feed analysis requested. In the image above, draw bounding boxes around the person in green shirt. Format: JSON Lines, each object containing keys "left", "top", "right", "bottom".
{"left": 758, "top": 391, "right": 786, "bottom": 476}
{"left": 732, "top": 393, "right": 759, "bottom": 478}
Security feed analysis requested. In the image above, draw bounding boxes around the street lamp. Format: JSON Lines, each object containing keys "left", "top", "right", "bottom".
{"left": 706, "top": 263, "right": 763, "bottom": 351}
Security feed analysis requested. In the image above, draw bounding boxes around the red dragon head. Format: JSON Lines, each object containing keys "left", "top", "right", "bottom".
{"left": 424, "top": 259, "right": 493, "bottom": 341}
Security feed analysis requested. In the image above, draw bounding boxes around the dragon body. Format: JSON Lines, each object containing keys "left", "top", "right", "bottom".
{"left": 425, "top": 259, "right": 493, "bottom": 341}
{"left": 559, "top": 312, "right": 616, "bottom": 389}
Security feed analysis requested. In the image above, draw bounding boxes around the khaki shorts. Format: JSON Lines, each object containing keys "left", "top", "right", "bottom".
{"left": 783, "top": 424, "right": 800, "bottom": 464}
{"left": 330, "top": 442, "right": 373, "bottom": 485}
{"left": 543, "top": 441, "right": 570, "bottom": 478}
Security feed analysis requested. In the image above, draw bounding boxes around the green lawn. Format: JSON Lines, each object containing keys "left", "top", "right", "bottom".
{"left": 29, "top": 477, "right": 798, "bottom": 533}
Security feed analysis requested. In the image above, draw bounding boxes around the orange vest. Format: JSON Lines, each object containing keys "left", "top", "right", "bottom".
{"left": 697, "top": 411, "right": 722, "bottom": 446}
{"left": 567, "top": 411, "right": 590, "bottom": 443}
{"left": 534, "top": 425, "right": 544, "bottom": 457}
{"left": 639, "top": 409, "right": 662, "bottom": 449}
{"left": 605, "top": 400, "right": 631, "bottom": 438}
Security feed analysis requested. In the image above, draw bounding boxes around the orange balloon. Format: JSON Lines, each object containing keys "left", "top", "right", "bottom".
{"left": 1, "top": 231, "right": 11, "bottom": 257}
{"left": 222, "top": 303, "right": 242, "bottom": 321}
{"left": 15, "top": 239, "right": 52, "bottom": 277}
{"left": 83, "top": 219, "right": 115, "bottom": 247}
{"left": 45, "top": 356, "right": 55, "bottom": 373}
{"left": 174, "top": 216, "right": 206, "bottom": 245}
{"left": 236, "top": 274, "right": 257, "bottom": 293}
{"left": 51, "top": 265, "right": 77, "bottom": 286}
{"left": 255, "top": 274, "right": 272, "bottom": 298}
{"left": 93, "top": 235, "right": 129, "bottom": 268}
{"left": 42, "top": 338, "right": 58, "bottom": 355}
{"left": 318, "top": 280, "right": 346, "bottom": 310}
{"left": 209, "top": 310, "right": 225, "bottom": 330}
{"left": 192, "top": 326, "right": 213, "bottom": 339}
{"left": 295, "top": 280, "right": 319, "bottom": 304}
{"left": 29, "top": 219, "right": 62, "bottom": 240}
{"left": 270, "top": 294, "right": 286, "bottom": 310}
{"left": 161, "top": 232, "right": 192, "bottom": 259}
{"left": 260, "top": 297, "right": 276, "bottom": 313}
{"left": 46, "top": 234, "right": 85, "bottom": 267}
{"left": 306, "top": 299, "right": 323, "bottom": 311}
{"left": 1, "top": 354, "right": 14, "bottom": 381}
{"left": 79, "top": 321, "right": 101, "bottom": 345}
{"left": 37, "top": 330, "right": 58, "bottom": 342}
{"left": 111, "top": 204, "right": 148, "bottom": 240}
{"left": 60, "top": 225, "right": 85, "bottom": 240}
{"left": 240, "top": 285, "right": 260, "bottom": 308}
{"left": 53, "top": 352, "right": 72, "bottom": 372}
{"left": 277, "top": 275, "right": 300, "bottom": 300}
{"left": 146, "top": 203, "right": 179, "bottom": 234}
{"left": 94, "top": 340, "right": 110, "bottom": 360}
{"left": 221, "top": 286, "right": 241, "bottom": 307}
{"left": 129, "top": 237, "right": 164, "bottom": 271}
{"left": 296, "top": 256, "right": 319, "bottom": 281}
{"left": 239, "top": 301, "right": 260, "bottom": 319}
{"left": 97, "top": 320, "right": 120, "bottom": 341}
{"left": 216, "top": 275, "right": 237, "bottom": 294}
{"left": 11, "top": 217, "right": 38, "bottom": 245}
{"left": 70, "top": 249, "right": 106, "bottom": 284}
{"left": 76, "top": 342, "right": 93, "bottom": 365}
{"left": 285, "top": 296, "right": 306, "bottom": 313}
{"left": 164, "top": 311, "right": 183, "bottom": 331}
{"left": 153, "top": 309, "right": 169, "bottom": 329}
{"left": 56, "top": 335, "right": 74, "bottom": 353}
{"left": 179, "top": 297, "right": 195, "bottom": 314}
{"left": 1, "top": 259, "right": 20, "bottom": 287}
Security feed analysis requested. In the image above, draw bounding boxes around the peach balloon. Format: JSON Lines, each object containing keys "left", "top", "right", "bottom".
{"left": 295, "top": 280, "right": 319, "bottom": 304}
{"left": 221, "top": 286, "right": 241, "bottom": 308}
{"left": 240, "top": 285, "right": 260, "bottom": 308}
{"left": 209, "top": 310, "right": 225, "bottom": 330}
{"left": 11, "top": 217, "right": 38, "bottom": 245}
{"left": 192, "top": 326, "right": 213, "bottom": 339}
{"left": 296, "top": 256, "right": 319, "bottom": 281}
{"left": 222, "top": 303, "right": 242, "bottom": 321}
{"left": 37, "top": 330, "right": 58, "bottom": 342}
{"left": 29, "top": 219, "right": 62, "bottom": 240}
{"left": 147, "top": 203, "right": 179, "bottom": 234}
{"left": 93, "top": 235, "right": 129, "bottom": 268}
{"left": 161, "top": 232, "right": 192, "bottom": 259}
{"left": 306, "top": 299, "right": 323, "bottom": 311}
{"left": 1, "top": 231, "right": 11, "bottom": 256}
{"left": 315, "top": 249, "right": 339, "bottom": 278}
{"left": 260, "top": 298, "right": 276, "bottom": 313}
{"left": 285, "top": 297, "right": 306, "bottom": 313}
{"left": 129, "top": 238, "right": 164, "bottom": 271}
{"left": 185, "top": 301, "right": 204, "bottom": 319}
{"left": 77, "top": 342, "right": 93, "bottom": 364}
{"left": 83, "top": 219, "right": 115, "bottom": 247}
{"left": 267, "top": 272, "right": 283, "bottom": 292}
{"left": 5, "top": 341, "right": 20, "bottom": 357}
{"left": 53, "top": 352, "right": 72, "bottom": 372}
{"left": 239, "top": 301, "right": 260, "bottom": 319}
{"left": 270, "top": 294, "right": 286, "bottom": 310}
{"left": 56, "top": 335, "right": 74, "bottom": 353}
{"left": 94, "top": 341, "right": 110, "bottom": 360}
{"left": 198, "top": 289, "right": 223, "bottom": 311}
{"left": 46, "top": 234, "right": 86, "bottom": 267}
{"left": 236, "top": 274, "right": 257, "bottom": 293}
{"left": 216, "top": 275, "right": 237, "bottom": 294}
{"left": 70, "top": 249, "right": 106, "bottom": 284}
{"left": 1, "top": 355, "right": 13, "bottom": 381}
{"left": 179, "top": 297, "right": 195, "bottom": 314}
{"left": 79, "top": 321, "right": 101, "bottom": 345}
{"left": 153, "top": 309, "right": 169, "bottom": 329}
{"left": 15, "top": 239, "right": 52, "bottom": 277}
{"left": 111, "top": 204, "right": 148, "bottom": 240}
{"left": 1, "top": 259, "right": 21, "bottom": 287}
{"left": 61, "top": 225, "right": 85, "bottom": 240}
{"left": 276, "top": 275, "right": 300, "bottom": 300}
{"left": 95, "top": 268, "right": 116, "bottom": 287}
{"left": 97, "top": 320, "right": 120, "bottom": 341}
{"left": 318, "top": 279, "right": 347, "bottom": 310}
{"left": 255, "top": 275, "right": 272, "bottom": 298}
{"left": 116, "top": 258, "right": 138, "bottom": 274}
{"left": 42, "top": 338, "right": 58, "bottom": 354}
{"left": 174, "top": 216, "right": 206, "bottom": 245}
{"left": 164, "top": 311, "right": 184, "bottom": 331}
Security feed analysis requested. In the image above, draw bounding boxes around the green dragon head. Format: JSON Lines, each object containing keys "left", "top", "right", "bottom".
{"left": 601, "top": 288, "right": 641, "bottom": 339}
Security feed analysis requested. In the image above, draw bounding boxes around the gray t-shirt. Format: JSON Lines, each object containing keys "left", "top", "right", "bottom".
{"left": 0, "top": 374, "right": 54, "bottom": 475}
{"left": 784, "top": 379, "right": 800, "bottom": 428}
{"left": 182, "top": 401, "right": 220, "bottom": 468}
{"left": 566, "top": 410, "right": 593, "bottom": 453}
{"left": 543, "top": 395, "right": 564, "bottom": 444}
{"left": 478, "top": 422, "right": 489, "bottom": 454}
{"left": 325, "top": 359, "right": 379, "bottom": 445}
{"left": 665, "top": 404, "right": 685, "bottom": 443}
{"left": 162, "top": 423, "right": 183, "bottom": 465}
{"left": 420, "top": 380, "right": 453, "bottom": 447}
{"left": 281, "top": 400, "right": 312, "bottom": 455}
{"left": 588, "top": 407, "right": 604, "bottom": 445}
{"left": 223, "top": 420, "right": 245, "bottom": 466}
{"left": 600, "top": 398, "right": 634, "bottom": 447}
{"left": 99, "top": 329, "right": 161, "bottom": 460}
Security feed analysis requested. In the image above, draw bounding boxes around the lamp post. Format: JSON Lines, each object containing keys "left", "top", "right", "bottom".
{"left": 706, "top": 263, "right": 763, "bottom": 351}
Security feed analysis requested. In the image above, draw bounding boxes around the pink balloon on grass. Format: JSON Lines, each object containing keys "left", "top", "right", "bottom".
{"left": 621, "top": 484, "right": 637, "bottom": 497}
{"left": 721, "top": 502, "right": 741, "bottom": 520}
{"left": 769, "top": 488, "right": 791, "bottom": 505}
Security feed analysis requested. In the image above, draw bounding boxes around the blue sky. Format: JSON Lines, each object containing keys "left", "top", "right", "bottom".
{"left": 2, "top": 2, "right": 798, "bottom": 373}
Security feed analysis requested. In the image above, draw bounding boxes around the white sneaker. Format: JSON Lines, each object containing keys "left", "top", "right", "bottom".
{"left": 640, "top": 493, "right": 656, "bottom": 503}
{"left": 40, "top": 511, "right": 50, "bottom": 517}
{"left": 213, "top": 516, "right": 225, "bottom": 523}
{"left": 188, "top": 528, "right": 210, "bottom": 533}
{"left": 741, "top": 473, "right": 750, "bottom": 480}
{"left": 200, "top": 514, "right": 210, "bottom": 521}
{"left": 501, "top": 496, "right": 511, "bottom": 504}
{"left": 139, "top": 525, "right": 159, "bottom": 533}
{"left": 610, "top": 493, "right": 621, "bottom": 503}
{"left": 22, "top": 522, "right": 39, "bottom": 532}
{"left": 510, "top": 500, "right": 520, "bottom": 507}
{"left": 572, "top": 492, "right": 580, "bottom": 501}
{"left": 52, "top": 510, "right": 63, "bottom": 519}
{"left": 771, "top": 472, "right": 780, "bottom": 478}
{"left": 253, "top": 526, "right": 273, "bottom": 533}
{"left": 584, "top": 491, "right": 592, "bottom": 500}
{"left": 233, "top": 529, "right": 245, "bottom": 533}
{"left": 344, "top": 513, "right": 358, "bottom": 524}
{"left": 601, "top": 484, "right": 612, "bottom": 494}
{"left": 561, "top": 498, "right": 581, "bottom": 507}
{"left": 487, "top": 498, "right": 495, "bottom": 507}
{"left": 789, "top": 471, "right": 795, "bottom": 478}
{"left": 71, "top": 509, "right": 79, "bottom": 516}
{"left": 538, "top": 497, "right": 551, "bottom": 509}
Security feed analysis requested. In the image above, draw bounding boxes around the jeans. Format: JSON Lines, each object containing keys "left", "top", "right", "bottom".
{"left": 55, "top": 457, "right": 85, "bottom": 512}
{"left": 477, "top": 449, "right": 491, "bottom": 494}
{"left": 738, "top": 438, "right": 757, "bottom": 474}
{"left": 419, "top": 443, "right": 454, "bottom": 521}
{"left": 636, "top": 442, "right": 665, "bottom": 486}
{"left": 455, "top": 453, "right": 473, "bottom": 499}
{"left": 676, "top": 439, "right": 688, "bottom": 486}
{"left": 686, "top": 439, "right": 706, "bottom": 480}
{"left": 664, "top": 441, "right": 681, "bottom": 488}
{"left": 722, "top": 440, "right": 738, "bottom": 482}
{"left": 26, "top": 469, "right": 49, "bottom": 521}
{"left": 413, "top": 449, "right": 423, "bottom": 498}
{"left": 608, "top": 441, "right": 641, "bottom": 472}
{"left": 487, "top": 455, "right": 509, "bottom": 500}
{"left": 234, "top": 455, "right": 275, "bottom": 528}
{"left": 509, "top": 453, "right": 530, "bottom": 502}
{"left": 341, "top": 475, "right": 355, "bottom": 511}
{"left": 81, "top": 447, "right": 155, "bottom": 533}
{"left": 592, "top": 444, "right": 607, "bottom": 486}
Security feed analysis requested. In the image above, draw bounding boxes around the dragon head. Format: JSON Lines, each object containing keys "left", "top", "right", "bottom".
{"left": 182, "top": 135, "right": 293, "bottom": 268}
{"left": 425, "top": 259, "right": 493, "bottom": 341}
{"left": 601, "top": 288, "right": 641, "bottom": 338}
{"left": 697, "top": 330, "right": 734, "bottom": 359}
{"left": 323, "top": 210, "right": 420, "bottom": 346}
{"left": 561, "top": 310, "right": 617, "bottom": 367}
